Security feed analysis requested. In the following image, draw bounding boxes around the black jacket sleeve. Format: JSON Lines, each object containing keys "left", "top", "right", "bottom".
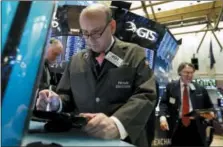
{"left": 159, "top": 83, "right": 171, "bottom": 117}
{"left": 56, "top": 61, "right": 76, "bottom": 113}
{"left": 39, "top": 61, "right": 50, "bottom": 91}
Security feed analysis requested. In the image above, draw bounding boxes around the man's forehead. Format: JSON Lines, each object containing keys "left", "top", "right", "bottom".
{"left": 80, "top": 11, "right": 106, "bottom": 23}
{"left": 50, "top": 45, "right": 62, "bottom": 51}
{"left": 80, "top": 20, "right": 105, "bottom": 32}
{"left": 185, "top": 65, "right": 194, "bottom": 69}
{"left": 81, "top": 8, "right": 106, "bottom": 18}
{"left": 182, "top": 66, "right": 194, "bottom": 71}
{"left": 79, "top": 12, "right": 107, "bottom": 31}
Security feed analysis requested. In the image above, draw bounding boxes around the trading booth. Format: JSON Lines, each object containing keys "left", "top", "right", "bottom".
{"left": 1, "top": 1, "right": 178, "bottom": 147}
{"left": 3, "top": 1, "right": 222, "bottom": 147}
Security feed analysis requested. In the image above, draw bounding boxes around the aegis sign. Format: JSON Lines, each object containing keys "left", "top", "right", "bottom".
{"left": 125, "top": 21, "right": 158, "bottom": 42}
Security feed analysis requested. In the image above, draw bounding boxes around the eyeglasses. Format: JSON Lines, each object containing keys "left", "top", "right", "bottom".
{"left": 182, "top": 71, "right": 194, "bottom": 75}
{"left": 80, "top": 21, "right": 111, "bottom": 39}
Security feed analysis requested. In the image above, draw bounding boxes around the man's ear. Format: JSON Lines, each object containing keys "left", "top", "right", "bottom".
{"left": 110, "top": 19, "right": 116, "bottom": 34}
{"left": 178, "top": 70, "right": 182, "bottom": 76}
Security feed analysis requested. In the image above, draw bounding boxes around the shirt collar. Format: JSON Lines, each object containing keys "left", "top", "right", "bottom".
{"left": 180, "top": 79, "right": 190, "bottom": 87}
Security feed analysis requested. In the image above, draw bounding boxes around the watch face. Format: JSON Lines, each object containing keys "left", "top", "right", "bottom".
{"left": 216, "top": 110, "right": 223, "bottom": 123}
{"left": 218, "top": 98, "right": 223, "bottom": 107}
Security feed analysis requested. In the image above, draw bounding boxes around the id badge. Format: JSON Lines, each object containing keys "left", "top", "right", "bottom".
{"left": 169, "top": 97, "right": 176, "bottom": 104}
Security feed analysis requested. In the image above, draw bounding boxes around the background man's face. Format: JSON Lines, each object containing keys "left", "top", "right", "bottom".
{"left": 47, "top": 46, "right": 61, "bottom": 62}
{"left": 180, "top": 65, "right": 195, "bottom": 84}
{"left": 79, "top": 11, "right": 112, "bottom": 53}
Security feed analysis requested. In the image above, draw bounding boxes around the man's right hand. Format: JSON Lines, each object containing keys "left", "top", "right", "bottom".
{"left": 36, "top": 90, "right": 61, "bottom": 112}
{"left": 160, "top": 120, "right": 169, "bottom": 131}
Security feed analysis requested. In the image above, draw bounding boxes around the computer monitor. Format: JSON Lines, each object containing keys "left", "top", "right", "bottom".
{"left": 1, "top": 1, "right": 55, "bottom": 146}
{"left": 156, "top": 29, "right": 178, "bottom": 66}
{"left": 153, "top": 29, "right": 179, "bottom": 85}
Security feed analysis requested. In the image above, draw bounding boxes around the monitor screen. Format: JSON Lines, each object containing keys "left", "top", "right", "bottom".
{"left": 156, "top": 30, "right": 178, "bottom": 65}
{"left": 144, "top": 48, "right": 155, "bottom": 69}
{"left": 153, "top": 29, "right": 178, "bottom": 85}
{"left": 64, "top": 36, "right": 86, "bottom": 61}
{"left": 206, "top": 88, "right": 223, "bottom": 106}
{"left": 1, "top": 1, "right": 55, "bottom": 146}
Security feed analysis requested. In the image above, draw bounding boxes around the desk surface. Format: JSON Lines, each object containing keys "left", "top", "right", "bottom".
{"left": 22, "top": 121, "right": 133, "bottom": 146}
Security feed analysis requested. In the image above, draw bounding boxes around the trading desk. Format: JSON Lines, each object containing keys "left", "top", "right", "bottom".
{"left": 22, "top": 121, "right": 134, "bottom": 146}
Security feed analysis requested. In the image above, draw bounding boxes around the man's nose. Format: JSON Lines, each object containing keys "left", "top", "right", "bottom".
{"left": 88, "top": 36, "right": 97, "bottom": 41}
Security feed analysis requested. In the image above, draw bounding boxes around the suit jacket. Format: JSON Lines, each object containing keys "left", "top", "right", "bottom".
{"left": 39, "top": 60, "right": 61, "bottom": 91}
{"left": 146, "top": 81, "right": 159, "bottom": 146}
{"left": 56, "top": 38, "right": 157, "bottom": 147}
{"left": 159, "top": 80, "right": 213, "bottom": 146}
{"left": 39, "top": 60, "right": 51, "bottom": 90}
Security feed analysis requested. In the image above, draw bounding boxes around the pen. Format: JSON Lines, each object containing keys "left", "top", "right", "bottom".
{"left": 46, "top": 85, "right": 52, "bottom": 112}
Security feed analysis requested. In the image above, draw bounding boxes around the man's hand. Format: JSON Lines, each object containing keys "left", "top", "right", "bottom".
{"left": 160, "top": 120, "right": 169, "bottom": 131}
{"left": 200, "top": 112, "right": 215, "bottom": 120}
{"left": 79, "top": 113, "right": 97, "bottom": 121}
{"left": 81, "top": 113, "right": 120, "bottom": 139}
{"left": 36, "top": 89, "right": 60, "bottom": 112}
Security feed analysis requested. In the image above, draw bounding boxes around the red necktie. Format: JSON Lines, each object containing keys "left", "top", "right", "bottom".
{"left": 182, "top": 84, "right": 190, "bottom": 127}
{"left": 95, "top": 52, "right": 105, "bottom": 66}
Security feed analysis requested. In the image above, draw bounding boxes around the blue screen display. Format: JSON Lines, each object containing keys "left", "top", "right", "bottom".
{"left": 153, "top": 30, "right": 178, "bottom": 86}
{"left": 51, "top": 36, "right": 155, "bottom": 70}
{"left": 157, "top": 30, "right": 178, "bottom": 65}
{"left": 2, "top": 2, "right": 55, "bottom": 146}
{"left": 65, "top": 36, "right": 86, "bottom": 61}
{"left": 144, "top": 48, "right": 155, "bottom": 69}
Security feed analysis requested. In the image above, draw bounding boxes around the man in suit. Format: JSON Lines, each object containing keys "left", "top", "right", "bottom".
{"left": 36, "top": 4, "right": 157, "bottom": 147}
{"left": 39, "top": 38, "right": 63, "bottom": 90}
{"left": 159, "top": 62, "right": 215, "bottom": 146}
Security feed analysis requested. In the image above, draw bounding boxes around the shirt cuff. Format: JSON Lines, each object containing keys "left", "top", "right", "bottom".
{"left": 110, "top": 116, "right": 128, "bottom": 140}
{"left": 210, "top": 112, "right": 214, "bottom": 116}
{"left": 57, "top": 98, "right": 62, "bottom": 112}
{"left": 160, "top": 116, "right": 167, "bottom": 123}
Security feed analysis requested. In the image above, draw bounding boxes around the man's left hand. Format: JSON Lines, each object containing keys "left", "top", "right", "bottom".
{"left": 82, "top": 113, "right": 120, "bottom": 139}
{"left": 200, "top": 112, "right": 215, "bottom": 120}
